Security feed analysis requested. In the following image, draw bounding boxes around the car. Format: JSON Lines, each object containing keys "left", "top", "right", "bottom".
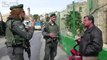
{"left": 23, "top": 20, "right": 32, "bottom": 28}
{"left": 35, "top": 22, "right": 42, "bottom": 30}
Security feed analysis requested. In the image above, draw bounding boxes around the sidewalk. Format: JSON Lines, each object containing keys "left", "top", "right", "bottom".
{"left": 40, "top": 38, "right": 68, "bottom": 60}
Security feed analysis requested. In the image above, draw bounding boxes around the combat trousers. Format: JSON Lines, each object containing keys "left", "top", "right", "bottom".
{"left": 44, "top": 41, "right": 58, "bottom": 60}
{"left": 7, "top": 47, "right": 24, "bottom": 60}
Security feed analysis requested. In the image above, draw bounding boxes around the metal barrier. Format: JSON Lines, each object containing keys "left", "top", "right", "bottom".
{"left": 60, "top": 34, "right": 107, "bottom": 60}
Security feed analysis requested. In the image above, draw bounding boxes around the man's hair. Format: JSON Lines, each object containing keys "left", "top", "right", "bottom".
{"left": 50, "top": 14, "right": 56, "bottom": 17}
{"left": 84, "top": 15, "right": 94, "bottom": 23}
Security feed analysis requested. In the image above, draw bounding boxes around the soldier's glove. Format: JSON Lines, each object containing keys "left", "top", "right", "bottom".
{"left": 49, "top": 32, "right": 55, "bottom": 38}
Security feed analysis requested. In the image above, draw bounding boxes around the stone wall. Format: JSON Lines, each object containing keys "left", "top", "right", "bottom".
{"left": 67, "top": 2, "right": 88, "bottom": 20}
{"left": 66, "top": 0, "right": 107, "bottom": 44}
{"left": 90, "top": 0, "right": 107, "bottom": 44}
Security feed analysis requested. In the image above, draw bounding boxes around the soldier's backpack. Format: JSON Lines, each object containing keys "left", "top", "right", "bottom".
{"left": 5, "top": 20, "right": 16, "bottom": 46}
{"left": 5, "top": 20, "right": 25, "bottom": 46}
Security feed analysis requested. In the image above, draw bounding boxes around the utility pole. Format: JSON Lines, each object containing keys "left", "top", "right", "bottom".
{"left": 57, "top": 12, "right": 60, "bottom": 27}
{"left": 89, "top": 0, "right": 93, "bottom": 14}
{"left": 72, "top": 1, "right": 76, "bottom": 38}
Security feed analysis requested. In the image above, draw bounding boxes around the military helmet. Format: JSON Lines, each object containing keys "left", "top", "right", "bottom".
{"left": 10, "top": 4, "right": 23, "bottom": 10}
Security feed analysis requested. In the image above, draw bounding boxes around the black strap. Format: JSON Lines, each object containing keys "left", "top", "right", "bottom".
{"left": 11, "top": 20, "right": 15, "bottom": 29}
{"left": 73, "top": 44, "right": 79, "bottom": 49}
{"left": 12, "top": 47, "right": 15, "bottom": 55}
{"left": 6, "top": 20, "right": 15, "bottom": 29}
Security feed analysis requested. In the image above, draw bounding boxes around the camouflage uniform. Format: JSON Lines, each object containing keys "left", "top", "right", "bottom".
{"left": 5, "top": 4, "right": 34, "bottom": 60}
{"left": 42, "top": 22, "right": 60, "bottom": 60}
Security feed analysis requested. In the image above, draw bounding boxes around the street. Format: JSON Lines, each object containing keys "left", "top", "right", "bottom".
{"left": 0, "top": 31, "right": 68, "bottom": 60}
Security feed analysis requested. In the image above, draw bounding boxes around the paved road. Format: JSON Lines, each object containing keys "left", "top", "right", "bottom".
{"left": 0, "top": 31, "right": 68, "bottom": 60}
{"left": 0, "top": 36, "right": 8, "bottom": 60}
{"left": 0, "top": 31, "right": 42, "bottom": 60}
{"left": 30, "top": 31, "right": 42, "bottom": 60}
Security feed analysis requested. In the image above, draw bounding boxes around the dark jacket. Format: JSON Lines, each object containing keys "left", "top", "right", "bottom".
{"left": 80, "top": 25, "right": 103, "bottom": 56}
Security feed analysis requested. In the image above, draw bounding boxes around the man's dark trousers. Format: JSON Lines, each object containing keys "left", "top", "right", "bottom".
{"left": 44, "top": 40, "right": 58, "bottom": 60}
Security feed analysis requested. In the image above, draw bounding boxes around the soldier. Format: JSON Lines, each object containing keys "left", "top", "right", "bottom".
{"left": 5, "top": 4, "right": 34, "bottom": 60}
{"left": 42, "top": 14, "right": 60, "bottom": 60}
{"left": 0, "top": 12, "right": 6, "bottom": 36}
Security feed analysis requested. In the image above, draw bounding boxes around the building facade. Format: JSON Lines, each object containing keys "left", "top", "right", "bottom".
{"left": 89, "top": 0, "right": 107, "bottom": 44}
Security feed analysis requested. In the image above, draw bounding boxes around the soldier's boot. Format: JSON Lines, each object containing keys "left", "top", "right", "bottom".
{"left": 43, "top": 52, "right": 50, "bottom": 60}
{"left": 50, "top": 50, "right": 56, "bottom": 60}
{"left": 44, "top": 45, "right": 50, "bottom": 60}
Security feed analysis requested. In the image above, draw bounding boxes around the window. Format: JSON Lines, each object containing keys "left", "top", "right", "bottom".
{"left": 79, "top": 7, "right": 82, "bottom": 12}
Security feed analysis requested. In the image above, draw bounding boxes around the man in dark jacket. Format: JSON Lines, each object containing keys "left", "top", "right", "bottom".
{"left": 77, "top": 15, "right": 103, "bottom": 60}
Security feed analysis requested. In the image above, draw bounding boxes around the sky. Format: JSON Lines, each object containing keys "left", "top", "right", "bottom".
{"left": 0, "top": 0, "right": 87, "bottom": 15}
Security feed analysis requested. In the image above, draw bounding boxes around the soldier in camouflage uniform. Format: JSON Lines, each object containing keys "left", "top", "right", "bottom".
{"left": 42, "top": 14, "right": 60, "bottom": 60}
{"left": 5, "top": 4, "right": 34, "bottom": 60}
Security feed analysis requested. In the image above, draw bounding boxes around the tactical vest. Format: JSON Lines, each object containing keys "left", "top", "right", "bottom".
{"left": 49, "top": 24, "right": 59, "bottom": 37}
{"left": 5, "top": 20, "right": 25, "bottom": 47}
{"left": 45, "top": 23, "right": 59, "bottom": 44}
{"left": 45, "top": 23, "right": 59, "bottom": 37}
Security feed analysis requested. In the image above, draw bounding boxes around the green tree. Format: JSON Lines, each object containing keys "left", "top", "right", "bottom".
{"left": 33, "top": 14, "right": 39, "bottom": 21}
{"left": 65, "top": 11, "right": 83, "bottom": 35}
{"left": 45, "top": 14, "right": 50, "bottom": 22}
